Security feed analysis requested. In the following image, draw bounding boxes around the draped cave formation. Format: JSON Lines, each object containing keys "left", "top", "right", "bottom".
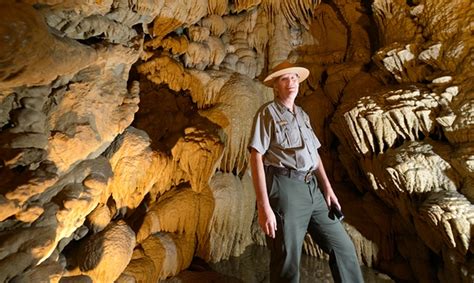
{"left": 0, "top": 0, "right": 472, "bottom": 282}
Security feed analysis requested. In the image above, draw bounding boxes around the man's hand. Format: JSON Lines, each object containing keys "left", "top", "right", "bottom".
{"left": 323, "top": 187, "right": 341, "bottom": 210}
{"left": 314, "top": 156, "right": 341, "bottom": 210}
{"left": 250, "top": 149, "right": 277, "bottom": 238}
{"left": 258, "top": 206, "right": 277, "bottom": 238}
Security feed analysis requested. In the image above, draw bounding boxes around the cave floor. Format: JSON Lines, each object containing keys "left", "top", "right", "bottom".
{"left": 161, "top": 244, "right": 394, "bottom": 283}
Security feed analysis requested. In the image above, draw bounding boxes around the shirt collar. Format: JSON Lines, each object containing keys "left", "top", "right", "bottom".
{"left": 274, "top": 99, "right": 299, "bottom": 115}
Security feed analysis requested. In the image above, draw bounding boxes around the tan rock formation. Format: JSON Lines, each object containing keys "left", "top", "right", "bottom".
{"left": 0, "top": 1, "right": 97, "bottom": 91}
{"left": 65, "top": 220, "right": 135, "bottom": 282}
{"left": 198, "top": 172, "right": 256, "bottom": 262}
{"left": 120, "top": 231, "right": 196, "bottom": 281}
{"left": 104, "top": 127, "right": 162, "bottom": 214}
{"left": 0, "top": 157, "right": 113, "bottom": 282}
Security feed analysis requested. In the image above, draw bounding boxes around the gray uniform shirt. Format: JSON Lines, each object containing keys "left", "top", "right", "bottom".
{"left": 249, "top": 100, "right": 321, "bottom": 171}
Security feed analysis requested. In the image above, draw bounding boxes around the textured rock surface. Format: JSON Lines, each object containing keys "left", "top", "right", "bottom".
{"left": 0, "top": 0, "right": 472, "bottom": 282}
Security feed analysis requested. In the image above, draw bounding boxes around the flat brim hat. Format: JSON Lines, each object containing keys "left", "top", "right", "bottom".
{"left": 263, "top": 60, "right": 310, "bottom": 87}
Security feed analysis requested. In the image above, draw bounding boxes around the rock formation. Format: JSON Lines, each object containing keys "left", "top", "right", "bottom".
{"left": 0, "top": 0, "right": 472, "bottom": 282}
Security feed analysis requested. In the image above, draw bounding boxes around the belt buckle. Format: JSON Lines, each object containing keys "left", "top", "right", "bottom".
{"left": 304, "top": 171, "right": 312, "bottom": 183}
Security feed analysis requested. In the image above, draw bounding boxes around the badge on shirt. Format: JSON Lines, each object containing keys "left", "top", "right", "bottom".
{"left": 277, "top": 120, "right": 288, "bottom": 126}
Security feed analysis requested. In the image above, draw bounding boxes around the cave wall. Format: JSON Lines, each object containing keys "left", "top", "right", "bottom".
{"left": 0, "top": 0, "right": 472, "bottom": 282}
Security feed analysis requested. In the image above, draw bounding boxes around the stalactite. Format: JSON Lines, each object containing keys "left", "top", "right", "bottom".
{"left": 182, "top": 36, "right": 226, "bottom": 70}
{"left": 267, "top": 12, "right": 292, "bottom": 68}
{"left": 417, "top": 190, "right": 473, "bottom": 256}
{"left": 232, "top": 0, "right": 262, "bottom": 13}
{"left": 372, "top": 0, "right": 419, "bottom": 46}
{"left": 151, "top": 0, "right": 207, "bottom": 39}
{"left": 207, "top": 0, "right": 228, "bottom": 16}
{"left": 332, "top": 85, "right": 453, "bottom": 156}
{"left": 261, "top": 0, "right": 320, "bottom": 30}
{"left": 416, "top": 0, "right": 471, "bottom": 42}
{"left": 172, "top": 126, "right": 224, "bottom": 192}
{"left": 160, "top": 35, "right": 189, "bottom": 55}
{"left": 223, "top": 8, "right": 258, "bottom": 34}
{"left": 188, "top": 25, "right": 211, "bottom": 42}
{"left": 381, "top": 141, "right": 460, "bottom": 194}
{"left": 196, "top": 72, "right": 272, "bottom": 175}
{"left": 137, "top": 55, "right": 204, "bottom": 103}
{"left": 247, "top": 9, "right": 270, "bottom": 54}
{"left": 201, "top": 14, "right": 227, "bottom": 36}
{"left": 281, "top": 0, "right": 318, "bottom": 29}
{"left": 48, "top": 13, "right": 139, "bottom": 43}
{"left": 20, "top": 0, "right": 113, "bottom": 16}
{"left": 104, "top": 127, "right": 162, "bottom": 213}
{"left": 46, "top": 44, "right": 140, "bottom": 173}
{"left": 441, "top": 90, "right": 474, "bottom": 144}
{"left": 0, "top": 157, "right": 113, "bottom": 281}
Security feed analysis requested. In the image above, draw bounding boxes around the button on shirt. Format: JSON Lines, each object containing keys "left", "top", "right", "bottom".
{"left": 249, "top": 100, "right": 321, "bottom": 171}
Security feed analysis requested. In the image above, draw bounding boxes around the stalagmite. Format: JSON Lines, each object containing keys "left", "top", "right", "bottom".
{"left": 65, "top": 221, "right": 136, "bottom": 282}
{"left": 198, "top": 172, "right": 256, "bottom": 262}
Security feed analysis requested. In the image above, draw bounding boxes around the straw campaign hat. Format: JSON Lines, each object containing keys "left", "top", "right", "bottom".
{"left": 263, "top": 61, "right": 310, "bottom": 87}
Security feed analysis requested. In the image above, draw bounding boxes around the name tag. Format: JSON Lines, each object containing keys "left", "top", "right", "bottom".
{"left": 277, "top": 120, "right": 288, "bottom": 126}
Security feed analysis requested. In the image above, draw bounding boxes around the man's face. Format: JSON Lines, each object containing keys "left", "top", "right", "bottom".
{"left": 274, "top": 73, "right": 299, "bottom": 100}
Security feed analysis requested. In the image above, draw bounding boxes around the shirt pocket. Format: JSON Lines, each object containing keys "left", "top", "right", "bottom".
{"left": 304, "top": 119, "right": 319, "bottom": 148}
{"left": 275, "top": 123, "right": 302, "bottom": 149}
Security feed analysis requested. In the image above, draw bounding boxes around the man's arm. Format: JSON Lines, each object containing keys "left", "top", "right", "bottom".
{"left": 250, "top": 149, "right": 277, "bottom": 238}
{"left": 314, "top": 155, "right": 341, "bottom": 210}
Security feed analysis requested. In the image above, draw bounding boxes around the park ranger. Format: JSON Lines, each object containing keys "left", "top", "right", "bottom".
{"left": 248, "top": 61, "right": 364, "bottom": 283}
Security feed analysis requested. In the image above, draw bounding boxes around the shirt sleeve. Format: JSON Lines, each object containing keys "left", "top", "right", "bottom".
{"left": 314, "top": 134, "right": 321, "bottom": 149}
{"left": 248, "top": 109, "right": 272, "bottom": 154}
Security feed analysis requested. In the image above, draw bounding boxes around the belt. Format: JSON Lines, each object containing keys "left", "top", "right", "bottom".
{"left": 266, "top": 165, "right": 314, "bottom": 183}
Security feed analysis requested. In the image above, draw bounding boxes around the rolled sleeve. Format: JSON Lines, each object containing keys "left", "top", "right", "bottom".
{"left": 248, "top": 110, "right": 271, "bottom": 154}
{"left": 314, "top": 135, "right": 321, "bottom": 149}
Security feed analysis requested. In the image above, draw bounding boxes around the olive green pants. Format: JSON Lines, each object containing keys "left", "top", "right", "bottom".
{"left": 265, "top": 171, "right": 364, "bottom": 283}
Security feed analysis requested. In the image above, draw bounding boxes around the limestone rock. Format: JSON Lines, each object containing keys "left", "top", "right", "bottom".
{"left": 8, "top": 256, "right": 64, "bottom": 283}
{"left": 196, "top": 71, "right": 273, "bottom": 174}
{"left": 136, "top": 186, "right": 201, "bottom": 243}
{"left": 137, "top": 55, "right": 204, "bottom": 99}
{"left": 372, "top": 0, "right": 419, "bottom": 46}
{"left": 66, "top": 220, "right": 135, "bottom": 282}
{"left": 197, "top": 172, "right": 256, "bottom": 262}
{"left": 121, "top": 232, "right": 196, "bottom": 281}
{"left": 0, "top": 1, "right": 97, "bottom": 90}
{"left": 416, "top": 190, "right": 473, "bottom": 256}
{"left": 46, "top": 45, "right": 140, "bottom": 173}
{"left": 85, "top": 203, "right": 113, "bottom": 234}
{"left": 332, "top": 85, "right": 453, "bottom": 156}
{"left": 171, "top": 126, "right": 224, "bottom": 192}
{"left": 0, "top": 157, "right": 112, "bottom": 281}
{"left": 104, "top": 127, "right": 162, "bottom": 214}
{"left": 151, "top": 0, "right": 207, "bottom": 39}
